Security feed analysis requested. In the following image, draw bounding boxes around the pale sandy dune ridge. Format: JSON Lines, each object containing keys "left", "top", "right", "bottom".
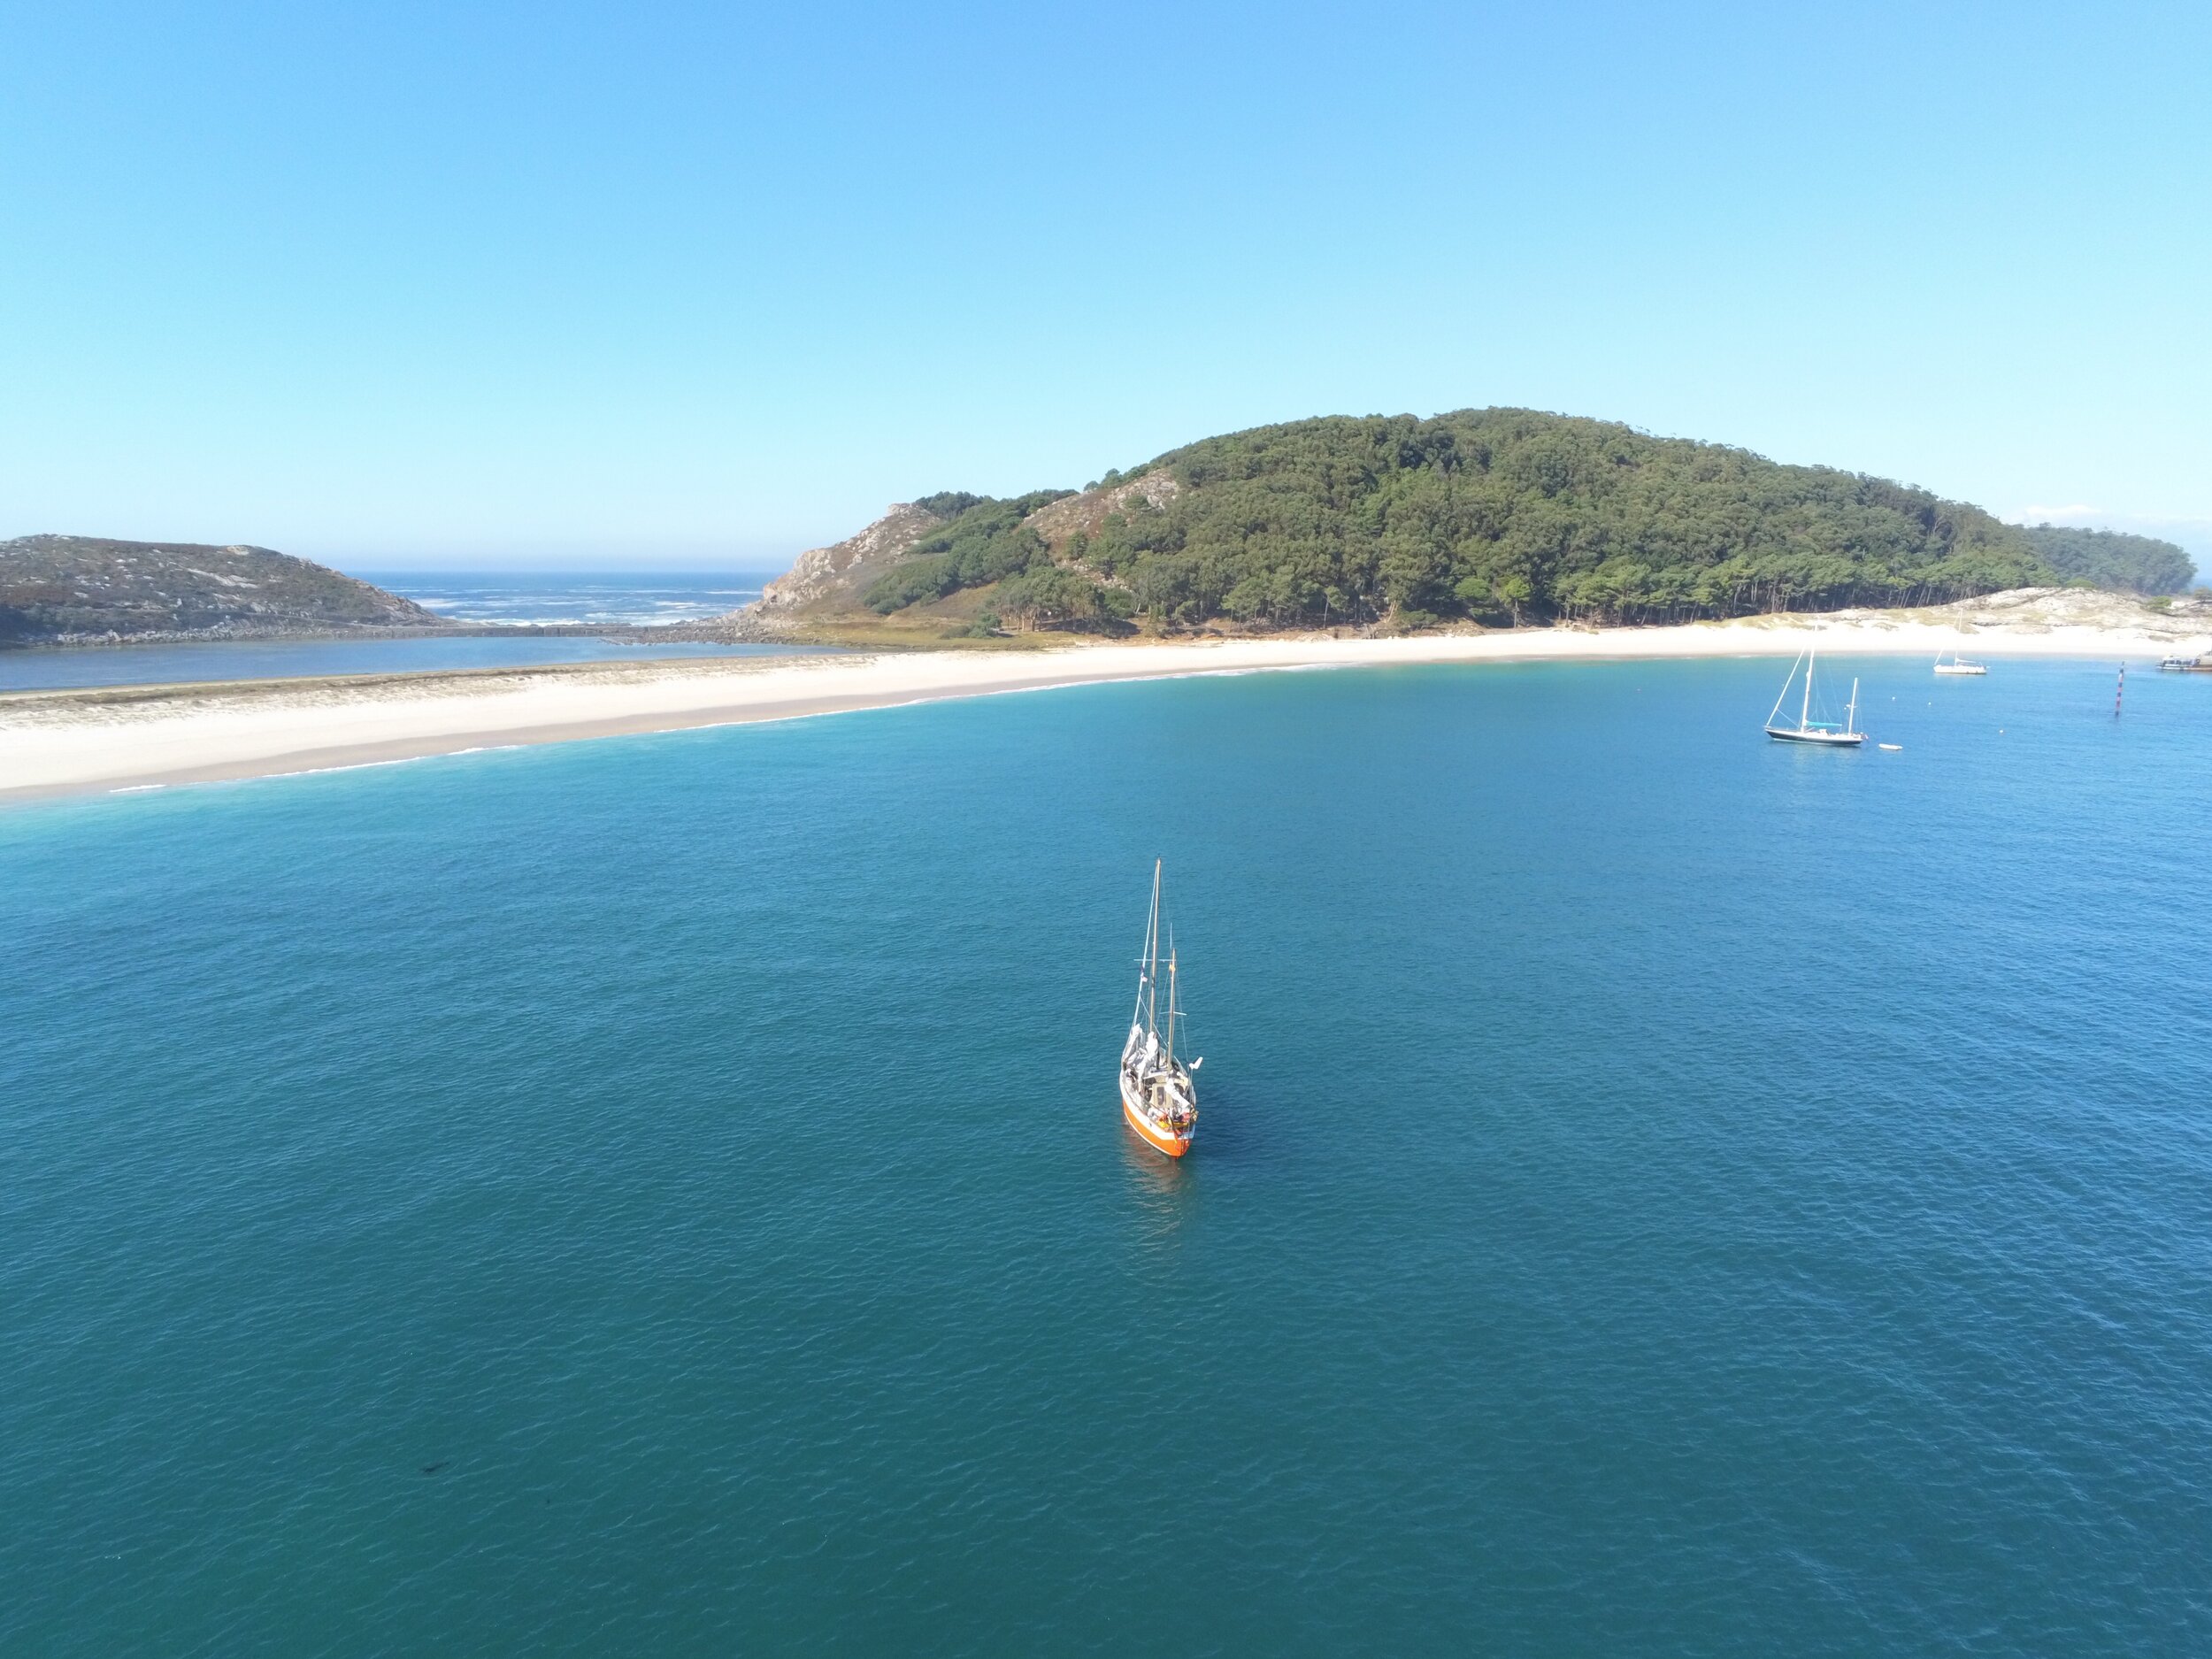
{"left": 3, "top": 592, "right": 2206, "bottom": 803}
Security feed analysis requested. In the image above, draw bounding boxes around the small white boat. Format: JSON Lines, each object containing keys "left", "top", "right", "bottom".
{"left": 1878, "top": 743, "right": 1902, "bottom": 751}
{"left": 1933, "top": 652, "right": 1986, "bottom": 676}
{"left": 1764, "top": 648, "right": 1864, "bottom": 747}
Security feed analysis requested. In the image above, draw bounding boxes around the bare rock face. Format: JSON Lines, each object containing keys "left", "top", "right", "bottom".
{"left": 729, "top": 472, "right": 1191, "bottom": 631}
{"left": 0, "top": 534, "right": 444, "bottom": 643}
{"left": 1025, "top": 472, "right": 1182, "bottom": 547}
{"left": 757, "top": 504, "right": 943, "bottom": 612}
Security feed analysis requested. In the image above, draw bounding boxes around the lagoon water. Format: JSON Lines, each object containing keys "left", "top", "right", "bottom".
{"left": 4, "top": 658, "right": 2209, "bottom": 1655}
{"left": 0, "top": 635, "right": 815, "bottom": 694}
{"left": 0, "top": 572, "right": 796, "bottom": 693}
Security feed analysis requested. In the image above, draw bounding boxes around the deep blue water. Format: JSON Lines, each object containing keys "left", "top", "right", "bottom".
{"left": 4, "top": 657, "right": 2208, "bottom": 1655}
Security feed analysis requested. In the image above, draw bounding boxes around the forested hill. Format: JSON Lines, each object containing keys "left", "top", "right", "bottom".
{"left": 2018, "top": 524, "right": 2194, "bottom": 595}
{"left": 758, "top": 410, "right": 2062, "bottom": 635}
{"left": 0, "top": 535, "right": 442, "bottom": 643}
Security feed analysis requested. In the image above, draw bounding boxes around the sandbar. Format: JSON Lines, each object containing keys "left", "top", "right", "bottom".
{"left": 4, "top": 598, "right": 2205, "bottom": 803}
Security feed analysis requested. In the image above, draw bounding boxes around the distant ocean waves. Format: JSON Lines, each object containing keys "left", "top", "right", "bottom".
{"left": 366, "top": 571, "right": 777, "bottom": 627}
{"left": 1, "top": 572, "right": 808, "bottom": 692}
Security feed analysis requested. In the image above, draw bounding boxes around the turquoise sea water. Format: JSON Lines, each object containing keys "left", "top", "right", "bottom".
{"left": 4, "top": 657, "right": 2208, "bottom": 1655}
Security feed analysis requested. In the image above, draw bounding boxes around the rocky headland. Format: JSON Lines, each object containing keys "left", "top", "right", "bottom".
{"left": 0, "top": 535, "right": 448, "bottom": 645}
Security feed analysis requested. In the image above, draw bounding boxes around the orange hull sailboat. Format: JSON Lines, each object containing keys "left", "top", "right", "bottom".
{"left": 1119, "top": 860, "right": 1199, "bottom": 1157}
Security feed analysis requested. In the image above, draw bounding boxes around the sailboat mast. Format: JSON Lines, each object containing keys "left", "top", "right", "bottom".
{"left": 1145, "top": 859, "right": 1162, "bottom": 1039}
{"left": 1847, "top": 677, "right": 1860, "bottom": 733}
{"left": 1164, "top": 945, "right": 1178, "bottom": 1065}
{"left": 1801, "top": 646, "right": 1815, "bottom": 731}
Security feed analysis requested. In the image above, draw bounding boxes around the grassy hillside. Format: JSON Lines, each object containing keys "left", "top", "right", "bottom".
{"left": 787, "top": 410, "right": 2058, "bottom": 635}
{"left": 2018, "top": 524, "right": 2194, "bottom": 595}
{"left": 0, "top": 535, "right": 443, "bottom": 643}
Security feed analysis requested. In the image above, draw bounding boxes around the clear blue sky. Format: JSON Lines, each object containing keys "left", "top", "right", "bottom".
{"left": 3, "top": 1, "right": 2206, "bottom": 572}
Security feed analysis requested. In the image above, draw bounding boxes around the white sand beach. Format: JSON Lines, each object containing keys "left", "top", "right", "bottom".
{"left": 4, "top": 593, "right": 2206, "bottom": 803}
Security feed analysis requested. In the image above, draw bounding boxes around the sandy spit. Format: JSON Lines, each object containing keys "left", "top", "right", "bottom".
{"left": 4, "top": 610, "right": 2204, "bottom": 803}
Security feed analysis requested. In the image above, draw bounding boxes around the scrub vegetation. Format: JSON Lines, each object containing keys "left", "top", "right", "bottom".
{"left": 856, "top": 410, "right": 2091, "bottom": 634}
{"left": 0, "top": 534, "right": 442, "bottom": 643}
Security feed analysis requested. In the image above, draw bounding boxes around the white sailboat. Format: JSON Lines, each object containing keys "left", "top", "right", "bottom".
{"left": 1764, "top": 647, "right": 1864, "bottom": 747}
{"left": 1933, "top": 651, "right": 1987, "bottom": 676}
{"left": 1118, "top": 860, "right": 1199, "bottom": 1157}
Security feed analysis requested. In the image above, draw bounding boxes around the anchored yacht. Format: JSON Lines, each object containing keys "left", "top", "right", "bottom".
{"left": 1764, "top": 647, "right": 1864, "bottom": 746}
{"left": 1119, "top": 861, "right": 1199, "bottom": 1157}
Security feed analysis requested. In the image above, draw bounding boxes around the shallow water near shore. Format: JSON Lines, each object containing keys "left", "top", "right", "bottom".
{"left": 4, "top": 657, "right": 2209, "bottom": 1655}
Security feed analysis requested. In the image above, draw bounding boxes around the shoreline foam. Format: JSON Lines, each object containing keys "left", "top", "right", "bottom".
{"left": 4, "top": 614, "right": 2204, "bottom": 804}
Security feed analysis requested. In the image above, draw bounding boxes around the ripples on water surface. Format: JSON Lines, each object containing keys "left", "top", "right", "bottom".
{"left": 3, "top": 658, "right": 2208, "bottom": 1655}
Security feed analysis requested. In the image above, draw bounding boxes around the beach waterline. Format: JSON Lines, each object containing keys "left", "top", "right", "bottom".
{"left": 3, "top": 613, "right": 2205, "bottom": 803}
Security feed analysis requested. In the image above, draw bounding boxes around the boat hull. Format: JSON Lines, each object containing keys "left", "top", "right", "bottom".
{"left": 1119, "top": 1073, "right": 1194, "bottom": 1157}
{"left": 1765, "top": 726, "right": 1864, "bottom": 746}
{"left": 1933, "top": 665, "right": 1986, "bottom": 676}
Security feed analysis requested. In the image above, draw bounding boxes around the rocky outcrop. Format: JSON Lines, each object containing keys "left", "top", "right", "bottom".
{"left": 741, "top": 475, "right": 1186, "bottom": 626}
{"left": 1024, "top": 472, "right": 1183, "bottom": 546}
{"left": 0, "top": 534, "right": 444, "bottom": 643}
{"left": 757, "top": 504, "right": 943, "bottom": 612}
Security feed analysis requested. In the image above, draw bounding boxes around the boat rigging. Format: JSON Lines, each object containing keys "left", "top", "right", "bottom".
{"left": 1119, "top": 860, "right": 1200, "bottom": 1158}
{"left": 1763, "top": 647, "right": 1865, "bottom": 747}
